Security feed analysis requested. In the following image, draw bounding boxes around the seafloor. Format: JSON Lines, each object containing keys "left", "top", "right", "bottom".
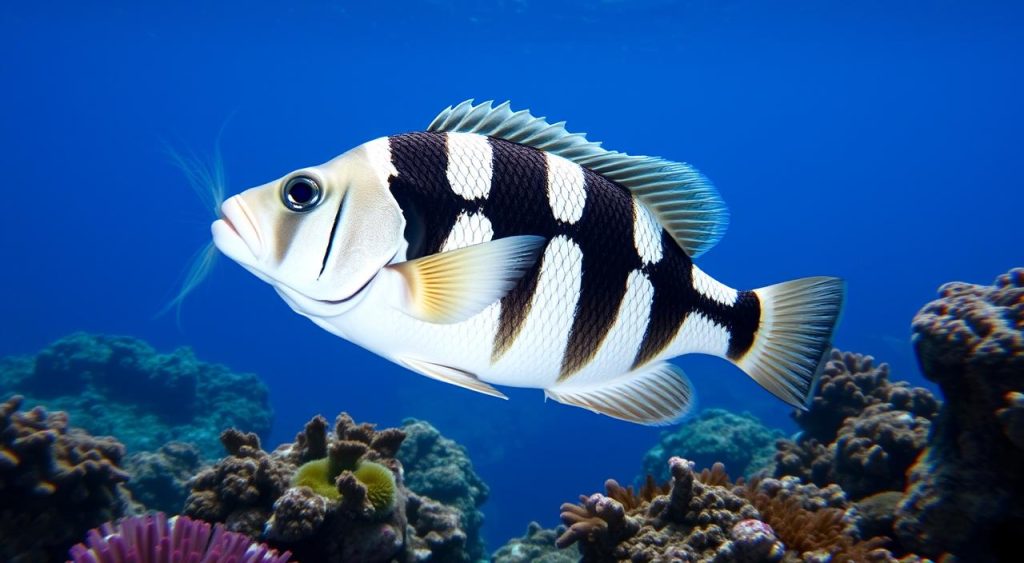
{"left": 1, "top": 268, "right": 1021, "bottom": 562}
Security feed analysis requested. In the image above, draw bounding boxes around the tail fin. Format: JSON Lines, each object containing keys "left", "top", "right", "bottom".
{"left": 735, "top": 276, "right": 845, "bottom": 409}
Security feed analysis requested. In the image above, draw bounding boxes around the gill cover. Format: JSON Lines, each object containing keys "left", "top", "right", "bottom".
{"left": 220, "top": 140, "right": 404, "bottom": 314}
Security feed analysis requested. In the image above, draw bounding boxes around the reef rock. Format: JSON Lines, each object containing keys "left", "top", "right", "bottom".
{"left": 184, "top": 412, "right": 474, "bottom": 562}
{"left": 399, "top": 418, "right": 489, "bottom": 561}
{"left": 642, "top": 408, "right": 782, "bottom": 482}
{"left": 0, "top": 395, "right": 134, "bottom": 563}
{"left": 123, "top": 440, "right": 204, "bottom": 514}
{"left": 0, "top": 333, "right": 273, "bottom": 459}
{"left": 492, "top": 522, "right": 579, "bottom": 563}
{"left": 894, "top": 268, "right": 1024, "bottom": 561}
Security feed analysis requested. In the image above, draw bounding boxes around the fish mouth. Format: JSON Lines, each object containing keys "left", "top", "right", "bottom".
{"left": 212, "top": 196, "right": 263, "bottom": 265}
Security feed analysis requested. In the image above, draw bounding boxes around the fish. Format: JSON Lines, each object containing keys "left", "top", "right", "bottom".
{"left": 212, "top": 100, "right": 844, "bottom": 425}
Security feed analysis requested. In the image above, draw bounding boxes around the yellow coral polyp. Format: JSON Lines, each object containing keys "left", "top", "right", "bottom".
{"left": 292, "top": 457, "right": 396, "bottom": 516}
{"left": 291, "top": 458, "right": 341, "bottom": 501}
{"left": 353, "top": 461, "right": 397, "bottom": 515}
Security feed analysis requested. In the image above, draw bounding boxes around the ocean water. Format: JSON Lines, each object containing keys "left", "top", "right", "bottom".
{"left": 1, "top": 0, "right": 1021, "bottom": 552}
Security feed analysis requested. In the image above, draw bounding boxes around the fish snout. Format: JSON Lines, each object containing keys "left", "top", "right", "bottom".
{"left": 213, "top": 196, "right": 264, "bottom": 262}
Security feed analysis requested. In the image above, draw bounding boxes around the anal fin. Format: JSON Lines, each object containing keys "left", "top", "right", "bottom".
{"left": 400, "top": 357, "right": 508, "bottom": 399}
{"left": 544, "top": 362, "right": 693, "bottom": 426}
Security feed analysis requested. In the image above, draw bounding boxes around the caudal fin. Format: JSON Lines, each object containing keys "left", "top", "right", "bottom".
{"left": 735, "top": 276, "right": 844, "bottom": 409}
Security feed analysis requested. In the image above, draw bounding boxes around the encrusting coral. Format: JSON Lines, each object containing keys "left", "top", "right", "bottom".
{"left": 398, "top": 418, "right": 490, "bottom": 562}
{"left": 184, "top": 412, "right": 475, "bottom": 562}
{"left": 492, "top": 522, "right": 580, "bottom": 563}
{"left": 68, "top": 512, "right": 291, "bottom": 563}
{"left": 641, "top": 408, "right": 782, "bottom": 481}
{"left": 0, "top": 395, "right": 134, "bottom": 563}
{"left": 894, "top": 268, "right": 1024, "bottom": 561}
{"left": 0, "top": 333, "right": 273, "bottom": 459}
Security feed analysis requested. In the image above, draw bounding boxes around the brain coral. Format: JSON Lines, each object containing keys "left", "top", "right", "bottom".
{"left": 0, "top": 395, "right": 133, "bottom": 563}
{"left": 398, "top": 418, "right": 489, "bottom": 561}
{"left": 895, "top": 268, "right": 1024, "bottom": 561}
{"left": 184, "top": 412, "right": 475, "bottom": 563}
{"left": 0, "top": 333, "right": 273, "bottom": 459}
{"left": 641, "top": 408, "right": 783, "bottom": 482}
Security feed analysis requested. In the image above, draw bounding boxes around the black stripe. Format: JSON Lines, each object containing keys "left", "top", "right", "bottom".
{"left": 483, "top": 138, "right": 556, "bottom": 361}
{"left": 558, "top": 167, "right": 640, "bottom": 378}
{"left": 725, "top": 290, "right": 760, "bottom": 359}
{"left": 632, "top": 231, "right": 693, "bottom": 368}
{"left": 387, "top": 132, "right": 467, "bottom": 260}
{"left": 318, "top": 190, "right": 346, "bottom": 279}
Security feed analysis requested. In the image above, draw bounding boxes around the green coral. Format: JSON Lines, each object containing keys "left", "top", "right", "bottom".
{"left": 353, "top": 461, "right": 397, "bottom": 515}
{"left": 291, "top": 457, "right": 397, "bottom": 515}
{"left": 292, "top": 458, "right": 342, "bottom": 501}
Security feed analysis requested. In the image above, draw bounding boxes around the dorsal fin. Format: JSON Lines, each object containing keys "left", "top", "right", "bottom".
{"left": 428, "top": 100, "right": 729, "bottom": 258}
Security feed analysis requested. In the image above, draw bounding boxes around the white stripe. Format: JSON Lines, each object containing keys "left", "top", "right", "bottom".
{"left": 674, "top": 311, "right": 730, "bottom": 357}
{"left": 633, "top": 197, "right": 663, "bottom": 265}
{"left": 445, "top": 132, "right": 492, "bottom": 199}
{"left": 488, "top": 235, "right": 582, "bottom": 387}
{"left": 441, "top": 212, "right": 494, "bottom": 252}
{"left": 546, "top": 152, "right": 586, "bottom": 224}
{"left": 361, "top": 137, "right": 397, "bottom": 186}
{"left": 691, "top": 265, "right": 737, "bottom": 306}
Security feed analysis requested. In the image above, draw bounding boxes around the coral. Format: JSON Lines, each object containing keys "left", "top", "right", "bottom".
{"left": 68, "top": 512, "right": 291, "bottom": 562}
{"left": 185, "top": 412, "right": 475, "bottom": 562}
{"left": 398, "top": 418, "right": 489, "bottom": 561}
{"left": 0, "top": 333, "right": 273, "bottom": 459}
{"left": 773, "top": 349, "right": 939, "bottom": 500}
{"left": 894, "top": 269, "right": 1024, "bottom": 561}
{"left": 557, "top": 457, "right": 761, "bottom": 562}
{"left": 122, "top": 441, "right": 203, "bottom": 513}
{"left": 491, "top": 522, "right": 579, "bottom": 563}
{"left": 0, "top": 395, "right": 133, "bottom": 563}
{"left": 641, "top": 408, "right": 783, "bottom": 481}
{"left": 795, "top": 349, "right": 939, "bottom": 443}
{"left": 723, "top": 519, "right": 784, "bottom": 562}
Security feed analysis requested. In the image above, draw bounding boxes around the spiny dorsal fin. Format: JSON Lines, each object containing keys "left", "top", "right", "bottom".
{"left": 428, "top": 100, "right": 729, "bottom": 258}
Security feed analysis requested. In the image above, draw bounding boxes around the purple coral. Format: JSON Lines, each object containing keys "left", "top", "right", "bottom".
{"left": 68, "top": 513, "right": 292, "bottom": 562}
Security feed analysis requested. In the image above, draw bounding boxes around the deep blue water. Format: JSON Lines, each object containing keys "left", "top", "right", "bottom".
{"left": 2, "top": 0, "right": 1022, "bottom": 551}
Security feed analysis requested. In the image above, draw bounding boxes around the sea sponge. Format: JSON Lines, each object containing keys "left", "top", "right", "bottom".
{"left": 353, "top": 460, "right": 397, "bottom": 516}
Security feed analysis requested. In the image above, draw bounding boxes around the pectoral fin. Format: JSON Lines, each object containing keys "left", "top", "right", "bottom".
{"left": 387, "top": 235, "right": 546, "bottom": 324}
{"left": 400, "top": 357, "right": 508, "bottom": 399}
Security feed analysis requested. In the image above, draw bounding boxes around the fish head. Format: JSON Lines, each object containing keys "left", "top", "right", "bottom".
{"left": 212, "top": 140, "right": 404, "bottom": 318}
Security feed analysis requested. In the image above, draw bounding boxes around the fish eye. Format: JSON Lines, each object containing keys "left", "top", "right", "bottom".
{"left": 282, "top": 176, "right": 322, "bottom": 212}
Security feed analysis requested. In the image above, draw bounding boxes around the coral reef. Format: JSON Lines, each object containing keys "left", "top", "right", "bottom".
{"left": 641, "top": 408, "right": 782, "bottom": 481}
{"left": 399, "top": 418, "right": 489, "bottom": 561}
{"left": 894, "top": 269, "right": 1024, "bottom": 561}
{"left": 0, "top": 333, "right": 273, "bottom": 459}
{"left": 184, "top": 412, "right": 475, "bottom": 562}
{"left": 773, "top": 349, "right": 939, "bottom": 500}
{"left": 491, "top": 522, "right": 579, "bottom": 563}
{"left": 556, "top": 458, "right": 902, "bottom": 562}
{"left": 68, "top": 512, "right": 291, "bottom": 562}
{"left": 123, "top": 441, "right": 204, "bottom": 513}
{"left": 0, "top": 395, "right": 133, "bottom": 563}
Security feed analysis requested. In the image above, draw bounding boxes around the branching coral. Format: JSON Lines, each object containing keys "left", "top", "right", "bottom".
{"left": 0, "top": 395, "right": 133, "bottom": 562}
{"left": 894, "top": 268, "right": 1024, "bottom": 561}
{"left": 68, "top": 513, "right": 291, "bottom": 563}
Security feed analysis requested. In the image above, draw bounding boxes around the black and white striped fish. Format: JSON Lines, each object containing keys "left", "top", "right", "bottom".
{"left": 212, "top": 100, "right": 844, "bottom": 425}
